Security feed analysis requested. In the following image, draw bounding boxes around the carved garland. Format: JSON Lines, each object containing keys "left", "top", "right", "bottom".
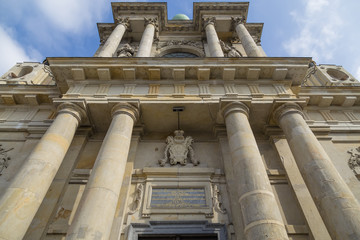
{"left": 129, "top": 183, "right": 144, "bottom": 215}
{"left": 0, "top": 144, "right": 14, "bottom": 176}
{"left": 212, "top": 184, "right": 226, "bottom": 214}
{"left": 347, "top": 147, "right": 360, "bottom": 179}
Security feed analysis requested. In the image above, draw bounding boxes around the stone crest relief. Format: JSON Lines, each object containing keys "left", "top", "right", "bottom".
{"left": 347, "top": 147, "right": 360, "bottom": 179}
{"left": 159, "top": 130, "right": 199, "bottom": 166}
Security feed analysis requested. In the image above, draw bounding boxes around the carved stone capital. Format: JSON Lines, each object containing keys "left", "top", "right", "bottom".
{"left": 222, "top": 101, "right": 249, "bottom": 119}
{"left": 57, "top": 102, "right": 87, "bottom": 124}
{"left": 231, "top": 16, "right": 246, "bottom": 26}
{"left": 116, "top": 17, "right": 130, "bottom": 30}
{"left": 111, "top": 103, "right": 139, "bottom": 122}
{"left": 144, "top": 17, "right": 158, "bottom": 31}
{"left": 272, "top": 103, "right": 304, "bottom": 124}
{"left": 203, "top": 17, "right": 216, "bottom": 29}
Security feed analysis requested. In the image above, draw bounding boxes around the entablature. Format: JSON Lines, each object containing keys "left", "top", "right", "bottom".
{"left": 48, "top": 57, "right": 310, "bottom": 94}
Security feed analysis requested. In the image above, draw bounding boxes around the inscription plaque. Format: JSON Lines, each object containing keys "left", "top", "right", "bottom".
{"left": 150, "top": 188, "right": 207, "bottom": 208}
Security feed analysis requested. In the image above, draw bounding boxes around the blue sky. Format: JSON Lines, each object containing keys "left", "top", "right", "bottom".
{"left": 1, "top": 0, "right": 360, "bottom": 79}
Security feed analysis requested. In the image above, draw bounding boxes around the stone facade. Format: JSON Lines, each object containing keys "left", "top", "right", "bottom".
{"left": 0, "top": 2, "right": 359, "bottom": 240}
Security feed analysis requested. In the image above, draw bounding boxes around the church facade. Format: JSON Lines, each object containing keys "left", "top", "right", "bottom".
{"left": 0, "top": 2, "right": 360, "bottom": 240}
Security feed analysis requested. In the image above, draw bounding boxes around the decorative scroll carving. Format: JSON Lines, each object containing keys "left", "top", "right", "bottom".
{"left": 117, "top": 44, "right": 135, "bottom": 57}
{"left": 347, "top": 147, "right": 360, "bottom": 178}
{"left": 220, "top": 40, "right": 242, "bottom": 57}
{"left": 129, "top": 183, "right": 144, "bottom": 214}
{"left": 156, "top": 40, "right": 204, "bottom": 50}
{"left": 116, "top": 17, "right": 130, "bottom": 30}
{"left": 159, "top": 130, "right": 199, "bottom": 166}
{"left": 203, "top": 17, "right": 216, "bottom": 28}
{"left": 0, "top": 145, "right": 14, "bottom": 176}
{"left": 212, "top": 184, "right": 226, "bottom": 214}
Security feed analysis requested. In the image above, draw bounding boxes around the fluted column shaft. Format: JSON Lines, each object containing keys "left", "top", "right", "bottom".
{"left": 66, "top": 103, "right": 139, "bottom": 240}
{"left": 232, "top": 17, "right": 266, "bottom": 57}
{"left": 275, "top": 103, "right": 360, "bottom": 240}
{"left": 0, "top": 103, "right": 85, "bottom": 240}
{"left": 204, "top": 17, "right": 224, "bottom": 57}
{"left": 98, "top": 18, "right": 129, "bottom": 57}
{"left": 223, "top": 102, "right": 288, "bottom": 240}
{"left": 137, "top": 18, "right": 157, "bottom": 57}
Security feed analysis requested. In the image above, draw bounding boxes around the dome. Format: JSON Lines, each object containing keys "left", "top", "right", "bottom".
{"left": 172, "top": 14, "right": 190, "bottom": 20}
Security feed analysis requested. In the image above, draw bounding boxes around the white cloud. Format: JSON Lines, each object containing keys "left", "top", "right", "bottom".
{"left": 283, "top": 0, "right": 342, "bottom": 63}
{"left": 35, "top": 0, "right": 108, "bottom": 34}
{"left": 356, "top": 66, "right": 360, "bottom": 80}
{"left": 0, "top": 25, "right": 41, "bottom": 75}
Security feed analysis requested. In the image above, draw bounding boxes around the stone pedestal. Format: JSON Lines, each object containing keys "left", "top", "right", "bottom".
{"left": 274, "top": 103, "right": 360, "bottom": 240}
{"left": 66, "top": 103, "right": 139, "bottom": 240}
{"left": 137, "top": 18, "right": 157, "bottom": 57}
{"left": 203, "top": 17, "right": 224, "bottom": 57}
{"left": 232, "top": 17, "right": 266, "bottom": 57}
{"left": 98, "top": 18, "right": 129, "bottom": 57}
{"left": 223, "top": 102, "right": 288, "bottom": 240}
{"left": 0, "top": 103, "right": 85, "bottom": 240}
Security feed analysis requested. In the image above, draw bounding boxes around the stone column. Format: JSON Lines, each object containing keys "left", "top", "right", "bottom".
{"left": 66, "top": 103, "right": 139, "bottom": 240}
{"left": 0, "top": 103, "right": 85, "bottom": 240}
{"left": 136, "top": 17, "right": 158, "bottom": 57}
{"left": 222, "top": 102, "right": 288, "bottom": 240}
{"left": 274, "top": 103, "right": 360, "bottom": 240}
{"left": 203, "top": 17, "right": 224, "bottom": 57}
{"left": 98, "top": 17, "right": 130, "bottom": 57}
{"left": 232, "top": 17, "right": 266, "bottom": 57}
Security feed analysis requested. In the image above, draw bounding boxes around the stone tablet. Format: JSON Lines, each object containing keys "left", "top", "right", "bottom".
{"left": 150, "top": 188, "right": 207, "bottom": 208}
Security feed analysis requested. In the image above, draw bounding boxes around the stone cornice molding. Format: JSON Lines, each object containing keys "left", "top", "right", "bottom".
{"left": 273, "top": 102, "right": 304, "bottom": 124}
{"left": 57, "top": 102, "right": 87, "bottom": 124}
{"left": 203, "top": 17, "right": 216, "bottom": 29}
{"left": 222, "top": 101, "right": 249, "bottom": 119}
{"left": 111, "top": 103, "right": 139, "bottom": 122}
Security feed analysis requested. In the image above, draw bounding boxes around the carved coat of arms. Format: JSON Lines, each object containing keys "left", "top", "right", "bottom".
{"left": 159, "top": 130, "right": 199, "bottom": 166}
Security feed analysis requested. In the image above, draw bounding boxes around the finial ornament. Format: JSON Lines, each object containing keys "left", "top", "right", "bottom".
{"left": 272, "top": 103, "right": 304, "bottom": 124}
{"left": 203, "top": 17, "right": 216, "bottom": 29}
{"left": 116, "top": 17, "right": 130, "bottom": 29}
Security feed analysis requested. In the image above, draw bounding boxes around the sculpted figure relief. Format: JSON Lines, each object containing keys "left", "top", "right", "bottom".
{"left": 159, "top": 130, "right": 199, "bottom": 166}
{"left": 220, "top": 40, "right": 242, "bottom": 58}
{"left": 117, "top": 44, "right": 135, "bottom": 57}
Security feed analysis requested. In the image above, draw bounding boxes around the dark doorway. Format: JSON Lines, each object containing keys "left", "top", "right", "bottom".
{"left": 138, "top": 234, "right": 218, "bottom": 240}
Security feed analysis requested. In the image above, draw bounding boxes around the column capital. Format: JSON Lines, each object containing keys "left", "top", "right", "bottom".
{"left": 222, "top": 101, "right": 249, "bottom": 119}
{"left": 203, "top": 17, "right": 216, "bottom": 29}
{"left": 231, "top": 16, "right": 246, "bottom": 26}
{"left": 57, "top": 102, "right": 86, "bottom": 124}
{"left": 116, "top": 17, "right": 130, "bottom": 30}
{"left": 144, "top": 17, "right": 158, "bottom": 27}
{"left": 273, "top": 102, "right": 304, "bottom": 124}
{"left": 111, "top": 103, "right": 139, "bottom": 122}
